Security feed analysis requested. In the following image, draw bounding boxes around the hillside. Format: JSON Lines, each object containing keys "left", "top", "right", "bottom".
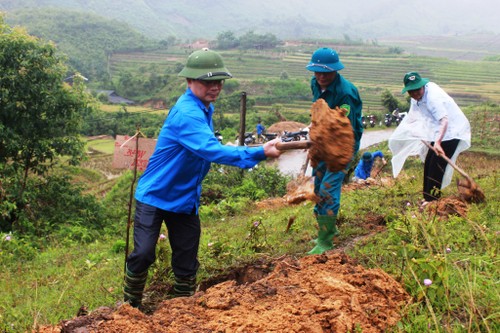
{"left": 1, "top": 0, "right": 500, "bottom": 40}
{"left": 106, "top": 44, "right": 500, "bottom": 116}
{"left": 3, "top": 8, "right": 159, "bottom": 81}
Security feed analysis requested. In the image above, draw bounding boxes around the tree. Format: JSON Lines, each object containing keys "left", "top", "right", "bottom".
{"left": 215, "top": 30, "right": 239, "bottom": 50}
{"left": 0, "top": 18, "right": 98, "bottom": 228}
{"left": 380, "top": 89, "right": 404, "bottom": 113}
{"left": 238, "top": 31, "right": 281, "bottom": 49}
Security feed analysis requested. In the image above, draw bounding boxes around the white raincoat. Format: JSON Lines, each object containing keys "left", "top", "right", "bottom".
{"left": 388, "top": 82, "right": 471, "bottom": 189}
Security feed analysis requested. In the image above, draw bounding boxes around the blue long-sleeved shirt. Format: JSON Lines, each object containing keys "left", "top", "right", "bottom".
{"left": 135, "top": 88, "right": 266, "bottom": 214}
{"left": 354, "top": 151, "right": 384, "bottom": 179}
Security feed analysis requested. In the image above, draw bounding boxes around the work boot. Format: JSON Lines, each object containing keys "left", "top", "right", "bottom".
{"left": 173, "top": 275, "right": 197, "bottom": 297}
{"left": 123, "top": 265, "right": 148, "bottom": 308}
{"left": 307, "top": 215, "right": 338, "bottom": 255}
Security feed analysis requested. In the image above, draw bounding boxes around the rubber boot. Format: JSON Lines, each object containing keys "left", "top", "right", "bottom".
{"left": 307, "top": 215, "right": 338, "bottom": 255}
{"left": 173, "top": 275, "right": 197, "bottom": 297}
{"left": 123, "top": 265, "right": 148, "bottom": 308}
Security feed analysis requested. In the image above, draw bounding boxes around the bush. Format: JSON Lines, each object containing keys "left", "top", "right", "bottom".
{"left": 202, "top": 164, "right": 290, "bottom": 205}
{"left": 1, "top": 174, "right": 109, "bottom": 244}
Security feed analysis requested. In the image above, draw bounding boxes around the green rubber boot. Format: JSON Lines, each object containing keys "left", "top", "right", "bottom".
{"left": 123, "top": 265, "right": 148, "bottom": 308}
{"left": 173, "top": 275, "right": 197, "bottom": 298}
{"left": 307, "top": 215, "right": 338, "bottom": 255}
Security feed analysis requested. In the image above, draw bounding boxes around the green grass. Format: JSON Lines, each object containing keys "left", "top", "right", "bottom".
{"left": 86, "top": 138, "right": 115, "bottom": 155}
{"left": 2, "top": 143, "right": 498, "bottom": 331}
{"left": 0, "top": 240, "right": 124, "bottom": 331}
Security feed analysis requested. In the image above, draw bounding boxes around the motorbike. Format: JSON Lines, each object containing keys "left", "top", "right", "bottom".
{"left": 241, "top": 132, "right": 256, "bottom": 145}
{"left": 384, "top": 113, "right": 392, "bottom": 127}
{"left": 368, "top": 115, "right": 376, "bottom": 128}
{"left": 281, "top": 129, "right": 309, "bottom": 142}
{"left": 214, "top": 130, "right": 223, "bottom": 143}
{"left": 361, "top": 116, "right": 368, "bottom": 129}
{"left": 263, "top": 132, "right": 278, "bottom": 142}
{"left": 391, "top": 112, "right": 406, "bottom": 126}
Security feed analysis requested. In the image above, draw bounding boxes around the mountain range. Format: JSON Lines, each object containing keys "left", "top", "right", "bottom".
{"left": 1, "top": 0, "right": 499, "bottom": 41}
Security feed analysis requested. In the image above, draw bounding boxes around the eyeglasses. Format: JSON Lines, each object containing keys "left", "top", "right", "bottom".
{"left": 196, "top": 79, "right": 225, "bottom": 87}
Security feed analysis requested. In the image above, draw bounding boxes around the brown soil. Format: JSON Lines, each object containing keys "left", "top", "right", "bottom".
{"left": 283, "top": 175, "right": 319, "bottom": 204}
{"left": 421, "top": 196, "right": 469, "bottom": 219}
{"left": 267, "top": 121, "right": 308, "bottom": 134}
{"left": 308, "top": 99, "right": 354, "bottom": 172}
{"left": 39, "top": 252, "right": 410, "bottom": 333}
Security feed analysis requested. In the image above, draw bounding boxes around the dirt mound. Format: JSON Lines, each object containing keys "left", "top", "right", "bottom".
{"left": 39, "top": 253, "right": 410, "bottom": 333}
{"left": 422, "top": 196, "right": 469, "bottom": 219}
{"left": 267, "top": 121, "right": 308, "bottom": 134}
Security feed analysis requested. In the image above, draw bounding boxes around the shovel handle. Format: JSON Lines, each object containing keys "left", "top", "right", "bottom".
{"left": 421, "top": 140, "right": 470, "bottom": 179}
{"left": 276, "top": 140, "right": 313, "bottom": 151}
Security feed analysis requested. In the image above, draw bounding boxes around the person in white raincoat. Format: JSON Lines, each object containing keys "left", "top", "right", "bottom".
{"left": 388, "top": 72, "right": 471, "bottom": 205}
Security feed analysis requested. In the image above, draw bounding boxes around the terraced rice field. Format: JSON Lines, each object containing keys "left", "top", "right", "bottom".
{"left": 109, "top": 46, "right": 500, "bottom": 114}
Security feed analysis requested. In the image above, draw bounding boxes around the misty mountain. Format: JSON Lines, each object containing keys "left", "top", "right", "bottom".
{"left": 1, "top": 0, "right": 499, "bottom": 41}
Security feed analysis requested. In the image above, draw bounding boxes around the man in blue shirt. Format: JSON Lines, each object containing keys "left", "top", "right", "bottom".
{"left": 124, "top": 48, "right": 281, "bottom": 308}
{"left": 256, "top": 120, "right": 265, "bottom": 143}
{"left": 305, "top": 47, "right": 363, "bottom": 255}
{"left": 353, "top": 151, "right": 386, "bottom": 180}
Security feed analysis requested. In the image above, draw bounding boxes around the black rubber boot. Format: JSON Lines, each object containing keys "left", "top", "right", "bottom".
{"left": 173, "top": 275, "right": 197, "bottom": 297}
{"left": 123, "top": 265, "right": 148, "bottom": 308}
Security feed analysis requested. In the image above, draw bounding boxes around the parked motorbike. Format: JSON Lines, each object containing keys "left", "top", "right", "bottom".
{"left": 214, "top": 130, "right": 223, "bottom": 143}
{"left": 368, "top": 115, "right": 376, "bottom": 128}
{"left": 263, "top": 132, "right": 278, "bottom": 142}
{"left": 384, "top": 113, "right": 392, "bottom": 127}
{"left": 242, "top": 132, "right": 256, "bottom": 145}
{"left": 362, "top": 116, "right": 368, "bottom": 129}
{"left": 395, "top": 112, "right": 407, "bottom": 125}
{"left": 281, "top": 129, "right": 309, "bottom": 142}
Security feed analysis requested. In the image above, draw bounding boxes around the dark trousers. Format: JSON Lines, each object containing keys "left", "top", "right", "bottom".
{"left": 126, "top": 200, "right": 200, "bottom": 278}
{"left": 423, "top": 139, "right": 459, "bottom": 201}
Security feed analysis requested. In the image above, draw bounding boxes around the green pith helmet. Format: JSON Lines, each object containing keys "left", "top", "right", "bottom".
{"left": 178, "top": 48, "right": 233, "bottom": 81}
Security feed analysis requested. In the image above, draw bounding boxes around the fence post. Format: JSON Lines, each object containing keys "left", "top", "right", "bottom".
{"left": 238, "top": 92, "right": 247, "bottom": 146}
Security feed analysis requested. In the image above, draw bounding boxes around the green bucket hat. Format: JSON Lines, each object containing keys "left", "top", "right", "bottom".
{"left": 362, "top": 151, "right": 373, "bottom": 161}
{"left": 401, "top": 71, "right": 429, "bottom": 94}
{"left": 178, "top": 48, "right": 232, "bottom": 81}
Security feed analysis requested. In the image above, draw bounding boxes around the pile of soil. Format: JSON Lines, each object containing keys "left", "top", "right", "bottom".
{"left": 267, "top": 121, "right": 308, "bottom": 134}
{"left": 39, "top": 253, "right": 410, "bottom": 333}
{"left": 422, "top": 196, "right": 469, "bottom": 219}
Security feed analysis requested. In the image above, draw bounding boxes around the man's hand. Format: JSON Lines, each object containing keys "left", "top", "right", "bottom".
{"left": 263, "top": 138, "right": 282, "bottom": 158}
{"left": 434, "top": 142, "right": 445, "bottom": 156}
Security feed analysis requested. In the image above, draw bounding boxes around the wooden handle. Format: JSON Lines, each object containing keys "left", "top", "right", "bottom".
{"left": 421, "top": 140, "right": 470, "bottom": 179}
{"left": 276, "top": 140, "right": 313, "bottom": 151}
